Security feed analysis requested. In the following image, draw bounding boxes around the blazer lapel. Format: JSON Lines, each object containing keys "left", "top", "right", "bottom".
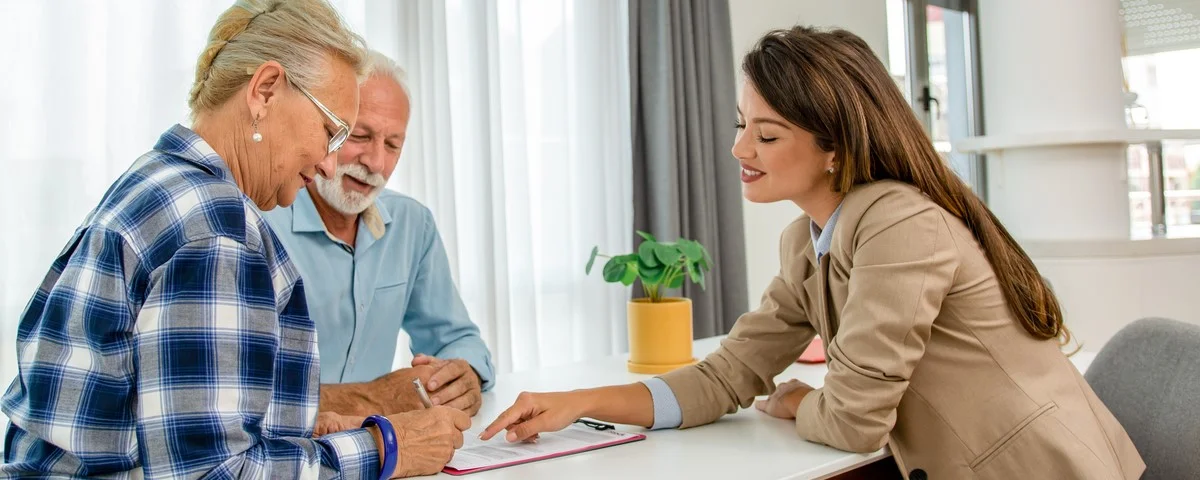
{"left": 818, "top": 254, "right": 839, "bottom": 337}
{"left": 801, "top": 246, "right": 834, "bottom": 341}
{"left": 816, "top": 254, "right": 836, "bottom": 339}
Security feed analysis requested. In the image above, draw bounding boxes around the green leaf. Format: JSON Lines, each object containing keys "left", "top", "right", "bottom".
{"left": 680, "top": 241, "right": 704, "bottom": 262}
{"left": 638, "top": 241, "right": 660, "bottom": 268}
{"left": 701, "top": 247, "right": 714, "bottom": 271}
{"left": 636, "top": 230, "right": 657, "bottom": 242}
{"left": 620, "top": 263, "right": 639, "bottom": 286}
{"left": 668, "top": 273, "right": 685, "bottom": 289}
{"left": 585, "top": 246, "right": 600, "bottom": 274}
{"left": 654, "top": 244, "right": 682, "bottom": 265}
{"left": 602, "top": 258, "right": 626, "bottom": 283}
{"left": 639, "top": 263, "right": 666, "bottom": 285}
{"left": 691, "top": 262, "right": 705, "bottom": 289}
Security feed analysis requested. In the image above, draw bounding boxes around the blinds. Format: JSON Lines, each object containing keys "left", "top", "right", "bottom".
{"left": 1122, "top": 0, "right": 1200, "bottom": 55}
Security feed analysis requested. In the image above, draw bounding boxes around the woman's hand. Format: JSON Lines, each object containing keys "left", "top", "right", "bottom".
{"left": 754, "top": 379, "right": 815, "bottom": 419}
{"left": 480, "top": 391, "right": 591, "bottom": 442}
{"left": 314, "top": 412, "right": 366, "bottom": 437}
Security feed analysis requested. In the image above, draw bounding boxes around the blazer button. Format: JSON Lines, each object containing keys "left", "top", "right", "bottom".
{"left": 909, "top": 469, "right": 927, "bottom": 480}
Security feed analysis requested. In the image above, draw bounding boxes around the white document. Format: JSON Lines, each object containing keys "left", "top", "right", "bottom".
{"left": 446, "top": 423, "right": 644, "bottom": 471}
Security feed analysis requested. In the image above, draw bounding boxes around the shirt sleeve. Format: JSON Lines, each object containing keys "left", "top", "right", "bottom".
{"left": 641, "top": 378, "right": 684, "bottom": 430}
{"left": 794, "top": 203, "right": 959, "bottom": 453}
{"left": 132, "top": 236, "right": 380, "bottom": 479}
{"left": 402, "top": 215, "right": 496, "bottom": 391}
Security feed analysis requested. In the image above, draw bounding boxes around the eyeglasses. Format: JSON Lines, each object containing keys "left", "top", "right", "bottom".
{"left": 291, "top": 80, "right": 350, "bottom": 154}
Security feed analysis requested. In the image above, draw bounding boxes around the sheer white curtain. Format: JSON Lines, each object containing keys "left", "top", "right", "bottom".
{"left": 340, "top": 0, "right": 634, "bottom": 373}
{"left": 0, "top": 0, "right": 633, "bottom": 438}
{"left": 0, "top": 0, "right": 239, "bottom": 436}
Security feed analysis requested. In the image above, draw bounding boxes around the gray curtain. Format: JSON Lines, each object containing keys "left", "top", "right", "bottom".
{"left": 629, "top": 0, "right": 747, "bottom": 338}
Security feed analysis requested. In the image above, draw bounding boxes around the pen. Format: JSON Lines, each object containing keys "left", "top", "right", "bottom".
{"left": 413, "top": 378, "right": 434, "bottom": 408}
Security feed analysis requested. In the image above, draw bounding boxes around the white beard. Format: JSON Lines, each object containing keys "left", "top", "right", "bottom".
{"left": 314, "top": 163, "right": 387, "bottom": 215}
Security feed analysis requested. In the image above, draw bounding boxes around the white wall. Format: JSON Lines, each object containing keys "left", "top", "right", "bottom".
{"left": 1035, "top": 251, "right": 1200, "bottom": 350}
{"left": 729, "top": 0, "right": 891, "bottom": 306}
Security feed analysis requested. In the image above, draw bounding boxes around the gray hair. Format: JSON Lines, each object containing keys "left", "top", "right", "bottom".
{"left": 188, "top": 0, "right": 370, "bottom": 115}
{"left": 366, "top": 50, "right": 411, "bottom": 98}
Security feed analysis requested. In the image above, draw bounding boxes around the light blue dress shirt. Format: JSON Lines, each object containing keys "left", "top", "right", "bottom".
{"left": 643, "top": 203, "right": 843, "bottom": 429}
{"left": 262, "top": 188, "right": 495, "bottom": 389}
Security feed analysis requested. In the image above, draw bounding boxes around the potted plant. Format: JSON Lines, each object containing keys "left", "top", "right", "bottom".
{"left": 586, "top": 231, "right": 712, "bottom": 374}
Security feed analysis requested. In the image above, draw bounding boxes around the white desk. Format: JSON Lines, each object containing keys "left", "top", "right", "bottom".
{"left": 442, "top": 337, "right": 1097, "bottom": 480}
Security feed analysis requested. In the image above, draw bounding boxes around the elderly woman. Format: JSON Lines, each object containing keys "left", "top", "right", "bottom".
{"left": 0, "top": 1, "right": 467, "bottom": 478}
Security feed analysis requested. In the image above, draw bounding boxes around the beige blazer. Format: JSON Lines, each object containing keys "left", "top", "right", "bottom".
{"left": 660, "top": 181, "right": 1145, "bottom": 479}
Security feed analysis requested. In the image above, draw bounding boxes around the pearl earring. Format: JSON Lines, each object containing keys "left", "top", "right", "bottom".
{"left": 251, "top": 116, "right": 263, "bottom": 143}
{"left": 826, "top": 167, "right": 835, "bottom": 175}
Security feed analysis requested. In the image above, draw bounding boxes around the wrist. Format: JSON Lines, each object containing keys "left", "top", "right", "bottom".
{"left": 321, "top": 382, "right": 384, "bottom": 417}
{"left": 574, "top": 388, "right": 601, "bottom": 419}
{"left": 366, "top": 424, "right": 385, "bottom": 475}
{"left": 786, "top": 388, "right": 811, "bottom": 414}
{"left": 363, "top": 415, "right": 398, "bottom": 480}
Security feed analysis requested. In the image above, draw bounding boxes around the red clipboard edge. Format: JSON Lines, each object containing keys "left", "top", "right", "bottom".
{"left": 441, "top": 432, "right": 647, "bottom": 476}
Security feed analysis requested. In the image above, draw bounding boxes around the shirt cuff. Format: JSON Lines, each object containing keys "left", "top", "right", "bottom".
{"left": 318, "top": 428, "right": 380, "bottom": 480}
{"left": 642, "top": 377, "right": 684, "bottom": 430}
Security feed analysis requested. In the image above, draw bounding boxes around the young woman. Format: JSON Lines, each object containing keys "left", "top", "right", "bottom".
{"left": 480, "top": 26, "right": 1144, "bottom": 479}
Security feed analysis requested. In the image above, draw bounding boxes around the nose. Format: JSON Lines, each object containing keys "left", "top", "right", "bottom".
{"left": 316, "top": 151, "right": 337, "bottom": 179}
{"left": 361, "top": 140, "right": 386, "bottom": 174}
{"left": 731, "top": 129, "right": 754, "bottom": 161}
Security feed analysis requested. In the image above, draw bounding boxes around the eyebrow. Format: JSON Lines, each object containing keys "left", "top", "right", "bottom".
{"left": 751, "top": 117, "right": 790, "bottom": 128}
{"left": 737, "top": 107, "right": 790, "bottom": 129}
{"left": 353, "top": 124, "right": 406, "bottom": 142}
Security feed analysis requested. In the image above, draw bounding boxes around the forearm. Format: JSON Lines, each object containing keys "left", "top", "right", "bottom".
{"left": 321, "top": 382, "right": 386, "bottom": 416}
{"left": 577, "top": 383, "right": 655, "bottom": 429}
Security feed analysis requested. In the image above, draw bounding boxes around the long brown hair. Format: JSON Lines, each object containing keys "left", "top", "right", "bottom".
{"left": 743, "top": 26, "right": 1069, "bottom": 345}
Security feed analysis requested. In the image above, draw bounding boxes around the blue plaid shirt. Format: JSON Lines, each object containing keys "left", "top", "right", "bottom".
{"left": 2, "top": 125, "right": 380, "bottom": 479}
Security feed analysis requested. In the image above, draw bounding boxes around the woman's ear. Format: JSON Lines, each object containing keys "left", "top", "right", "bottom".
{"left": 244, "top": 61, "right": 286, "bottom": 121}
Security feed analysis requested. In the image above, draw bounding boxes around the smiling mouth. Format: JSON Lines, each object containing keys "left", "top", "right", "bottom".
{"left": 741, "top": 164, "right": 765, "bottom": 183}
{"left": 299, "top": 173, "right": 313, "bottom": 185}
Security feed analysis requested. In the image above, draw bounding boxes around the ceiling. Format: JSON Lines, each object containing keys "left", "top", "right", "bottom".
{"left": 1122, "top": 0, "right": 1200, "bottom": 55}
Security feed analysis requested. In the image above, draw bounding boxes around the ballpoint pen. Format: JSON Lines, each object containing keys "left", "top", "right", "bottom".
{"left": 413, "top": 378, "right": 434, "bottom": 408}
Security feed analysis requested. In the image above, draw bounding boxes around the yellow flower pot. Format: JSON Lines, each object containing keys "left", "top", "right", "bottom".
{"left": 627, "top": 297, "right": 697, "bottom": 374}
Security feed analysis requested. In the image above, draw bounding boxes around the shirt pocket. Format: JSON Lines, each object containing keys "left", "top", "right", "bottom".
{"left": 369, "top": 279, "right": 411, "bottom": 329}
{"left": 367, "top": 280, "right": 412, "bottom": 365}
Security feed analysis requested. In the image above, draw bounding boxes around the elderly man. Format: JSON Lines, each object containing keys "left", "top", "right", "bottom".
{"left": 263, "top": 52, "right": 494, "bottom": 418}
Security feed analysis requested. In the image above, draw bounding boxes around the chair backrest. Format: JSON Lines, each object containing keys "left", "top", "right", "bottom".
{"left": 1085, "top": 317, "right": 1200, "bottom": 480}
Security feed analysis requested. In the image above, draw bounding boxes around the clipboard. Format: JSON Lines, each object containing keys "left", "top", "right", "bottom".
{"left": 442, "top": 419, "right": 646, "bottom": 476}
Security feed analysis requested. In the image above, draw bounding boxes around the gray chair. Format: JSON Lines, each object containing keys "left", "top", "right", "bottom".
{"left": 1085, "top": 317, "right": 1200, "bottom": 479}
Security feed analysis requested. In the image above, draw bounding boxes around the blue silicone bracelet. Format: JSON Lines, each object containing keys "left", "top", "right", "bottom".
{"left": 362, "top": 415, "right": 397, "bottom": 480}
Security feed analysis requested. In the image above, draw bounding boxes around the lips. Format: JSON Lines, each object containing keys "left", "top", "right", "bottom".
{"left": 299, "top": 173, "right": 313, "bottom": 185}
{"left": 741, "top": 163, "right": 765, "bottom": 183}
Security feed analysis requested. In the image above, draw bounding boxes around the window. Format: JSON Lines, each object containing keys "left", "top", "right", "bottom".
{"left": 887, "top": 0, "right": 985, "bottom": 193}
{"left": 1121, "top": 0, "right": 1200, "bottom": 238}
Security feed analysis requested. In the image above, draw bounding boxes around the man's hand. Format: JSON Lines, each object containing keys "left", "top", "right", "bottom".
{"left": 373, "top": 365, "right": 439, "bottom": 413}
{"left": 412, "top": 355, "right": 483, "bottom": 416}
{"left": 320, "top": 365, "right": 436, "bottom": 416}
